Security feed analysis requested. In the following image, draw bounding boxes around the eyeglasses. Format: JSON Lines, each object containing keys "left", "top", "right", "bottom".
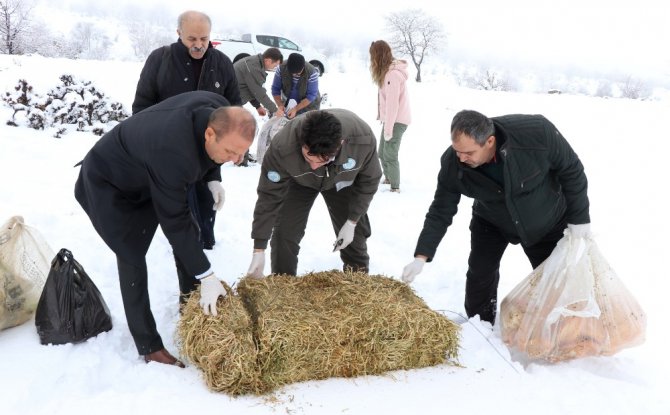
{"left": 302, "top": 145, "right": 336, "bottom": 165}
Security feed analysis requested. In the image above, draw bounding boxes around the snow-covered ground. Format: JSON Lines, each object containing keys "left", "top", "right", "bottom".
{"left": 0, "top": 53, "right": 668, "bottom": 414}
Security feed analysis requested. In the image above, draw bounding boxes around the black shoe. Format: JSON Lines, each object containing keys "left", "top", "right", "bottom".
{"left": 144, "top": 348, "right": 185, "bottom": 368}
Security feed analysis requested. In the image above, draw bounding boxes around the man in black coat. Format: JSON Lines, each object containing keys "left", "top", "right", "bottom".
{"left": 402, "top": 109, "right": 591, "bottom": 325}
{"left": 75, "top": 91, "right": 256, "bottom": 366}
{"left": 132, "top": 10, "right": 243, "bottom": 254}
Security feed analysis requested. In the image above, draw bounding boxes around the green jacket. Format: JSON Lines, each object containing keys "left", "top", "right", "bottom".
{"left": 233, "top": 53, "right": 278, "bottom": 112}
{"left": 252, "top": 109, "right": 382, "bottom": 249}
{"left": 415, "top": 114, "right": 590, "bottom": 260}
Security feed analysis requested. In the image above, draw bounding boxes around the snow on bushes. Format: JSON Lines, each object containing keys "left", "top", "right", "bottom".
{"left": 2, "top": 75, "right": 129, "bottom": 138}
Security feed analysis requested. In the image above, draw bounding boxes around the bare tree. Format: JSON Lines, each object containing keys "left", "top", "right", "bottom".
{"left": 0, "top": 0, "right": 34, "bottom": 54}
{"left": 127, "top": 21, "right": 174, "bottom": 60}
{"left": 466, "top": 69, "right": 514, "bottom": 92}
{"left": 620, "top": 76, "right": 649, "bottom": 100}
{"left": 385, "top": 8, "right": 445, "bottom": 82}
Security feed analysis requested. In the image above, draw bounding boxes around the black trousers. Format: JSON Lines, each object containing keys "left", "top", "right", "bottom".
{"left": 117, "top": 254, "right": 201, "bottom": 355}
{"left": 116, "top": 256, "right": 164, "bottom": 355}
{"left": 465, "top": 214, "right": 567, "bottom": 324}
{"left": 187, "top": 180, "right": 216, "bottom": 250}
{"left": 270, "top": 182, "right": 371, "bottom": 275}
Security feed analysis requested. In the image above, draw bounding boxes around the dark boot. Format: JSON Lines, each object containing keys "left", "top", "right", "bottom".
{"left": 144, "top": 348, "right": 185, "bottom": 368}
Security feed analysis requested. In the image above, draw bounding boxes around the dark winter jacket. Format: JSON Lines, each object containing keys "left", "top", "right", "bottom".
{"left": 75, "top": 91, "right": 230, "bottom": 276}
{"left": 415, "top": 114, "right": 590, "bottom": 261}
{"left": 132, "top": 39, "right": 241, "bottom": 114}
{"left": 251, "top": 109, "right": 382, "bottom": 249}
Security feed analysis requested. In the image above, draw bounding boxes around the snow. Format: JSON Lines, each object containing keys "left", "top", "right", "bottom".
{"left": 0, "top": 51, "right": 668, "bottom": 415}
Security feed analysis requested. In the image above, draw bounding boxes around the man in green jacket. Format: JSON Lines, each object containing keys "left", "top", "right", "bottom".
{"left": 402, "top": 109, "right": 591, "bottom": 325}
{"left": 246, "top": 109, "right": 382, "bottom": 277}
{"left": 234, "top": 48, "right": 283, "bottom": 117}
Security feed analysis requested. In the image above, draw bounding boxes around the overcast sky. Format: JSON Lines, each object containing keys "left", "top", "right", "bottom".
{"left": 57, "top": 0, "right": 669, "bottom": 79}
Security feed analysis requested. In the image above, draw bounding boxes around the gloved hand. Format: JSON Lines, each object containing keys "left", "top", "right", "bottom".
{"left": 333, "top": 220, "right": 357, "bottom": 251}
{"left": 247, "top": 251, "right": 266, "bottom": 279}
{"left": 401, "top": 258, "right": 426, "bottom": 283}
{"left": 567, "top": 223, "right": 592, "bottom": 239}
{"left": 199, "top": 274, "right": 226, "bottom": 316}
{"left": 207, "top": 181, "right": 225, "bottom": 211}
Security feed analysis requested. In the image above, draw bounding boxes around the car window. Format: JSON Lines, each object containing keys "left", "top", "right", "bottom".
{"left": 256, "top": 35, "right": 277, "bottom": 47}
{"left": 277, "top": 37, "right": 300, "bottom": 51}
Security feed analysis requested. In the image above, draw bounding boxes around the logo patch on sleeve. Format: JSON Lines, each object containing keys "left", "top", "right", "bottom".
{"left": 267, "top": 170, "right": 281, "bottom": 182}
{"left": 343, "top": 158, "right": 356, "bottom": 170}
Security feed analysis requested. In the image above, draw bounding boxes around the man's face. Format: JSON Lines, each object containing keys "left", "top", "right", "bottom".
{"left": 178, "top": 19, "right": 211, "bottom": 59}
{"left": 301, "top": 145, "right": 335, "bottom": 170}
{"left": 264, "top": 59, "right": 280, "bottom": 72}
{"left": 451, "top": 133, "right": 496, "bottom": 168}
{"left": 204, "top": 127, "right": 250, "bottom": 165}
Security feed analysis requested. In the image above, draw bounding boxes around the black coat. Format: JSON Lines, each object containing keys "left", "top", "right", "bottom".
{"left": 415, "top": 114, "right": 590, "bottom": 261}
{"left": 75, "top": 91, "right": 229, "bottom": 276}
{"left": 132, "top": 39, "right": 241, "bottom": 114}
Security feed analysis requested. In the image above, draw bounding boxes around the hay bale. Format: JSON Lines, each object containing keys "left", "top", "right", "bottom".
{"left": 177, "top": 283, "right": 265, "bottom": 395}
{"left": 178, "top": 271, "right": 460, "bottom": 395}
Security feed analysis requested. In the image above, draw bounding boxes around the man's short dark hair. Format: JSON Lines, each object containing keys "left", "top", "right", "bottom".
{"left": 450, "top": 110, "right": 494, "bottom": 145}
{"left": 299, "top": 111, "right": 342, "bottom": 156}
{"left": 287, "top": 53, "right": 306, "bottom": 74}
{"left": 263, "top": 47, "right": 283, "bottom": 63}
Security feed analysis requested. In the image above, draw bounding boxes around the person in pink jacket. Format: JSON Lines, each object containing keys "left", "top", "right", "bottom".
{"left": 369, "top": 40, "right": 412, "bottom": 192}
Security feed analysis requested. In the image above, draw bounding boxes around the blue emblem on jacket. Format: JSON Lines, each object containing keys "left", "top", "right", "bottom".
{"left": 267, "top": 171, "right": 280, "bottom": 182}
{"left": 342, "top": 158, "right": 356, "bottom": 170}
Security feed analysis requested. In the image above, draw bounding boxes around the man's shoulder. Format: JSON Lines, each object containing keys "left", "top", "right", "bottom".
{"left": 207, "top": 48, "right": 234, "bottom": 65}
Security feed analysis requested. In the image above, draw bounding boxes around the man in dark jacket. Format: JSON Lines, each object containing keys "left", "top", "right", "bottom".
{"left": 75, "top": 91, "right": 256, "bottom": 366}
{"left": 246, "top": 109, "right": 382, "bottom": 278}
{"left": 271, "top": 53, "right": 321, "bottom": 119}
{"left": 132, "top": 10, "right": 242, "bottom": 252}
{"left": 401, "top": 109, "right": 591, "bottom": 325}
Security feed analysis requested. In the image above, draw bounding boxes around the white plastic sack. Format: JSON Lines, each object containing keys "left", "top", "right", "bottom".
{"left": 256, "top": 116, "right": 289, "bottom": 165}
{"left": 0, "top": 216, "right": 54, "bottom": 330}
{"left": 500, "top": 228, "right": 646, "bottom": 362}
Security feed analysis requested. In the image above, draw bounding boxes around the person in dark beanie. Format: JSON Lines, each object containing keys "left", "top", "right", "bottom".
{"left": 271, "top": 52, "right": 321, "bottom": 119}
{"left": 401, "top": 109, "right": 591, "bottom": 326}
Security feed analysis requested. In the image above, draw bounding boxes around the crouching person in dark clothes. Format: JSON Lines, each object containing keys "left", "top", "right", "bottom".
{"left": 75, "top": 91, "right": 256, "bottom": 366}
{"left": 246, "top": 109, "right": 382, "bottom": 278}
{"left": 401, "top": 109, "right": 591, "bottom": 325}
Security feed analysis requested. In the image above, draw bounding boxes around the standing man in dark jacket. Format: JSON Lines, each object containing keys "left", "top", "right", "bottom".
{"left": 246, "top": 109, "right": 382, "bottom": 278}
{"left": 401, "top": 109, "right": 591, "bottom": 325}
{"left": 132, "top": 10, "right": 242, "bottom": 253}
{"left": 75, "top": 91, "right": 256, "bottom": 366}
{"left": 271, "top": 53, "right": 321, "bottom": 119}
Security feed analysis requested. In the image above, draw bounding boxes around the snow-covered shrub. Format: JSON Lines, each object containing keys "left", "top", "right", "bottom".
{"left": 2, "top": 75, "right": 129, "bottom": 137}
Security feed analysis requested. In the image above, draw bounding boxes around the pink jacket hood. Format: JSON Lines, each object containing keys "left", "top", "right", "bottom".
{"left": 377, "top": 59, "right": 412, "bottom": 139}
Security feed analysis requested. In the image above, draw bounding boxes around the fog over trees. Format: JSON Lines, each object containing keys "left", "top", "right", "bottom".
{"left": 5, "top": 0, "right": 669, "bottom": 100}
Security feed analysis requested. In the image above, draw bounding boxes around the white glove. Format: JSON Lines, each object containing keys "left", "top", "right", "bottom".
{"left": 247, "top": 251, "right": 266, "bottom": 279}
{"left": 401, "top": 258, "right": 426, "bottom": 283}
{"left": 333, "top": 220, "right": 356, "bottom": 252}
{"left": 207, "top": 181, "right": 225, "bottom": 211}
{"left": 199, "top": 274, "right": 226, "bottom": 316}
{"left": 567, "top": 223, "right": 591, "bottom": 239}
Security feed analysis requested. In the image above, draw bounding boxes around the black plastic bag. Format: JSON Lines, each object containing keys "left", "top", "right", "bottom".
{"left": 35, "top": 248, "right": 112, "bottom": 345}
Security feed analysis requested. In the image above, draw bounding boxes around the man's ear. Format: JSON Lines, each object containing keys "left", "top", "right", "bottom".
{"left": 205, "top": 126, "right": 217, "bottom": 143}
